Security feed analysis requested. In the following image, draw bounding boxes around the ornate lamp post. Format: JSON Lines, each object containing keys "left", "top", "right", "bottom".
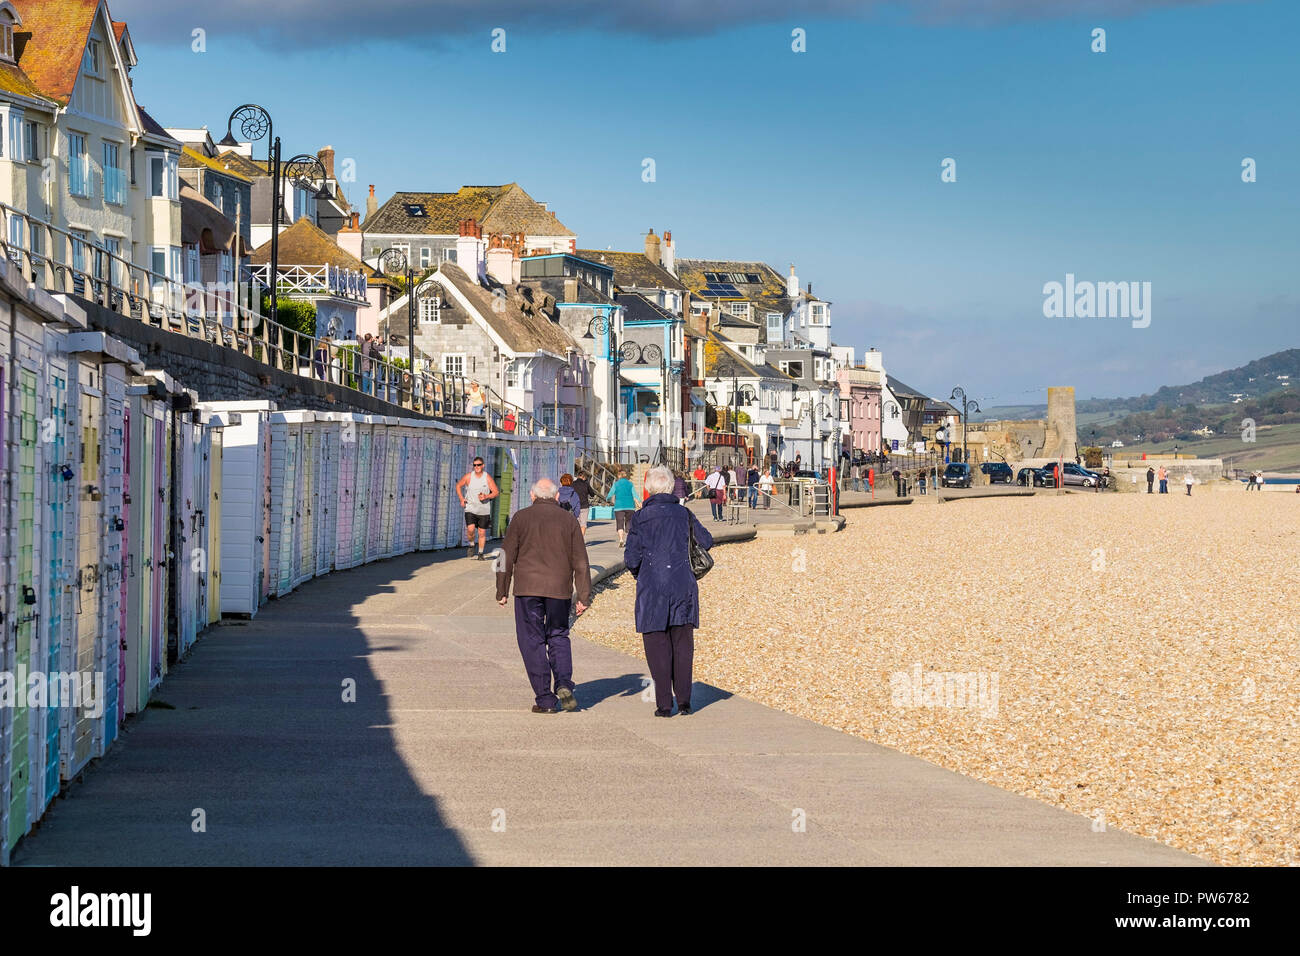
{"left": 221, "top": 104, "right": 278, "bottom": 326}
{"left": 949, "top": 386, "right": 981, "bottom": 464}
{"left": 373, "top": 247, "right": 417, "bottom": 381}
{"left": 583, "top": 313, "right": 620, "bottom": 457}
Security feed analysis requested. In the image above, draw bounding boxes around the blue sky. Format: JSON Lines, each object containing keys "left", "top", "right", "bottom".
{"left": 116, "top": 0, "right": 1297, "bottom": 407}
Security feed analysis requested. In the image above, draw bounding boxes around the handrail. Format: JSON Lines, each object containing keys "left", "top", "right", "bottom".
{"left": 0, "top": 201, "right": 547, "bottom": 434}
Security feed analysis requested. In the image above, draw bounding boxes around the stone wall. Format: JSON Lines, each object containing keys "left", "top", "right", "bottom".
{"left": 1109, "top": 459, "right": 1227, "bottom": 492}
{"left": 62, "top": 294, "right": 430, "bottom": 418}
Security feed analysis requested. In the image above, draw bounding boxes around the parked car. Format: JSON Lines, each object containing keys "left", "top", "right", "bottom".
{"left": 981, "top": 462, "right": 1014, "bottom": 484}
{"left": 941, "top": 463, "right": 973, "bottom": 488}
{"left": 1041, "top": 462, "right": 1102, "bottom": 487}
{"left": 1017, "top": 466, "right": 1054, "bottom": 487}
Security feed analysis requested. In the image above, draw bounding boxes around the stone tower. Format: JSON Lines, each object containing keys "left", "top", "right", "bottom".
{"left": 1042, "top": 387, "right": 1078, "bottom": 461}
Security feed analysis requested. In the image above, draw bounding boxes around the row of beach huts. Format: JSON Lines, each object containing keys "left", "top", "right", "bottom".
{"left": 0, "top": 268, "right": 571, "bottom": 863}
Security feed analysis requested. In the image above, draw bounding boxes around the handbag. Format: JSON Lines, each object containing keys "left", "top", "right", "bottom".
{"left": 688, "top": 512, "right": 713, "bottom": 580}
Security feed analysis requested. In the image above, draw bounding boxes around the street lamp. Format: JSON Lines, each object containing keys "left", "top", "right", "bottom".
{"left": 222, "top": 104, "right": 278, "bottom": 326}
{"left": 583, "top": 313, "right": 620, "bottom": 458}
{"left": 372, "top": 247, "right": 417, "bottom": 392}
{"left": 949, "top": 386, "right": 981, "bottom": 464}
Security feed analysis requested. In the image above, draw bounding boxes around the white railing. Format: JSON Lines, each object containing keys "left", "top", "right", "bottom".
{"left": 245, "top": 263, "right": 368, "bottom": 303}
{"left": 0, "top": 201, "right": 550, "bottom": 434}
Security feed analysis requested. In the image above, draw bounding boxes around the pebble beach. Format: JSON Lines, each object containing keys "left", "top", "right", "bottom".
{"left": 572, "top": 492, "right": 1300, "bottom": 866}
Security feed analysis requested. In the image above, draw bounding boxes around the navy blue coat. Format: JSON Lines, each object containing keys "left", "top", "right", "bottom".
{"left": 624, "top": 493, "right": 714, "bottom": 633}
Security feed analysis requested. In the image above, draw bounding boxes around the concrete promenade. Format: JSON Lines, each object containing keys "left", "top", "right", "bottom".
{"left": 13, "top": 507, "right": 1202, "bottom": 866}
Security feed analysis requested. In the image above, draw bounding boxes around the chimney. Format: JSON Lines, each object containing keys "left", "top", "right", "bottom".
{"left": 366, "top": 184, "right": 377, "bottom": 221}
{"left": 661, "top": 229, "right": 675, "bottom": 275}
{"left": 807, "top": 281, "right": 812, "bottom": 295}
{"left": 317, "top": 146, "right": 335, "bottom": 180}
{"left": 644, "top": 228, "right": 660, "bottom": 266}
{"left": 486, "top": 246, "right": 514, "bottom": 286}
{"left": 456, "top": 218, "right": 485, "bottom": 281}
{"left": 786, "top": 264, "right": 799, "bottom": 298}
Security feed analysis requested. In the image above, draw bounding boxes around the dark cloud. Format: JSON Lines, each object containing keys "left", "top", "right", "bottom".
{"left": 109, "top": 0, "right": 1224, "bottom": 48}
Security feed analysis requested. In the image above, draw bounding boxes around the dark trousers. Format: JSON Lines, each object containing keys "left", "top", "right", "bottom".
{"left": 1147, "top": 480, "right": 1154, "bottom": 493}
{"left": 1159, "top": 479, "right": 1168, "bottom": 493}
{"left": 642, "top": 625, "right": 694, "bottom": 714}
{"left": 514, "top": 596, "right": 574, "bottom": 709}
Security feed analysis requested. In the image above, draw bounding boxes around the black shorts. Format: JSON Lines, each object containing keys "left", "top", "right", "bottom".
{"left": 615, "top": 510, "right": 633, "bottom": 532}
{"left": 464, "top": 511, "right": 491, "bottom": 530}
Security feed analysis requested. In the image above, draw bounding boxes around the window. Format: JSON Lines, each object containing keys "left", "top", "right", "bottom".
{"left": 505, "top": 363, "right": 519, "bottom": 389}
{"left": 419, "top": 293, "right": 444, "bottom": 323}
{"left": 184, "top": 244, "right": 200, "bottom": 284}
{"left": 103, "top": 236, "right": 122, "bottom": 286}
{"left": 211, "top": 179, "right": 224, "bottom": 210}
{"left": 8, "top": 215, "right": 22, "bottom": 250}
{"left": 766, "top": 312, "right": 782, "bottom": 338}
{"left": 71, "top": 230, "right": 90, "bottom": 273}
{"left": 102, "top": 142, "right": 124, "bottom": 204}
{"left": 420, "top": 246, "right": 431, "bottom": 268}
{"left": 23, "top": 120, "right": 40, "bottom": 161}
{"left": 780, "top": 360, "right": 804, "bottom": 379}
{"left": 443, "top": 354, "right": 465, "bottom": 376}
{"left": 443, "top": 247, "right": 457, "bottom": 263}
{"left": 68, "top": 133, "right": 90, "bottom": 196}
{"left": 148, "top": 153, "right": 178, "bottom": 199}
{"left": 811, "top": 304, "right": 825, "bottom": 325}
{"left": 28, "top": 224, "right": 42, "bottom": 257}
{"left": 171, "top": 247, "right": 183, "bottom": 283}
{"left": 0, "top": 23, "right": 13, "bottom": 62}
{"left": 82, "top": 39, "right": 102, "bottom": 76}
{"left": 7, "top": 112, "right": 20, "bottom": 160}
{"left": 150, "top": 246, "right": 166, "bottom": 279}
{"left": 728, "top": 302, "right": 748, "bottom": 317}
{"left": 292, "top": 185, "right": 309, "bottom": 221}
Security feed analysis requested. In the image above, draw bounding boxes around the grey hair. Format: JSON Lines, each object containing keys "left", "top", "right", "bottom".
{"left": 643, "top": 465, "right": 675, "bottom": 496}
{"left": 531, "top": 478, "right": 558, "bottom": 499}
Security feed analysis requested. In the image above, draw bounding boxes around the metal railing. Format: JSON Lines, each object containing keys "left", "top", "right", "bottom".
{"left": 0, "top": 201, "right": 551, "bottom": 435}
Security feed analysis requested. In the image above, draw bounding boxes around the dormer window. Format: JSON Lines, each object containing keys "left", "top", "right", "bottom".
{"left": 0, "top": 2, "right": 18, "bottom": 63}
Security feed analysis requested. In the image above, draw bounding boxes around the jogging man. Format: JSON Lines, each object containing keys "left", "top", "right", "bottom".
{"left": 457, "top": 455, "right": 500, "bottom": 559}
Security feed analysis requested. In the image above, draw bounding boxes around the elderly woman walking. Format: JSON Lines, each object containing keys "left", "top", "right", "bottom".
{"left": 624, "top": 465, "right": 714, "bottom": 717}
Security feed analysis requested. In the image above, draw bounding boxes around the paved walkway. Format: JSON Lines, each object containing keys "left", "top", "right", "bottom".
{"left": 14, "top": 510, "right": 1202, "bottom": 866}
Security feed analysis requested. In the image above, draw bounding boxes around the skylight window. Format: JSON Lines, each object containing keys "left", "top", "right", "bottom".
{"left": 404, "top": 204, "right": 426, "bottom": 217}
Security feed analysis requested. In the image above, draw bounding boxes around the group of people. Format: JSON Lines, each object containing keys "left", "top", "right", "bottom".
{"left": 489, "top": 462, "right": 713, "bottom": 718}
{"left": 1144, "top": 464, "right": 1196, "bottom": 495}
{"left": 1244, "top": 470, "right": 1267, "bottom": 490}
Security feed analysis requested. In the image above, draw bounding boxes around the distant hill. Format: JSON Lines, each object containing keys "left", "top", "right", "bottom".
{"left": 980, "top": 348, "right": 1300, "bottom": 420}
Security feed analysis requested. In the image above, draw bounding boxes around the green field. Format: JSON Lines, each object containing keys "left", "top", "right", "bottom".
{"left": 1110, "top": 422, "right": 1300, "bottom": 472}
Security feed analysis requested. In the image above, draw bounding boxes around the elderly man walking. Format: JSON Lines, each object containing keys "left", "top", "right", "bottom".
{"left": 625, "top": 466, "right": 714, "bottom": 717}
{"left": 496, "top": 479, "right": 592, "bottom": 714}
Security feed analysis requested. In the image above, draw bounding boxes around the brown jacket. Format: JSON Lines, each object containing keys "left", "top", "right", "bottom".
{"left": 495, "top": 497, "right": 592, "bottom": 604}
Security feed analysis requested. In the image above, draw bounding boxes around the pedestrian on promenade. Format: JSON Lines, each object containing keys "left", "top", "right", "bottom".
{"left": 611, "top": 467, "right": 638, "bottom": 547}
{"left": 496, "top": 478, "right": 591, "bottom": 714}
{"left": 359, "top": 333, "right": 375, "bottom": 395}
{"left": 747, "top": 464, "right": 760, "bottom": 509}
{"left": 705, "top": 466, "right": 727, "bottom": 520}
{"left": 1158, "top": 464, "right": 1168, "bottom": 494}
{"left": 624, "top": 466, "right": 714, "bottom": 718}
{"left": 892, "top": 466, "right": 902, "bottom": 497}
{"left": 759, "top": 469, "right": 774, "bottom": 509}
{"left": 558, "top": 473, "right": 582, "bottom": 517}
{"left": 692, "top": 464, "right": 706, "bottom": 485}
{"left": 673, "top": 470, "right": 689, "bottom": 505}
{"left": 571, "top": 470, "right": 592, "bottom": 536}
{"left": 1184, "top": 472, "right": 1194, "bottom": 496}
{"left": 918, "top": 469, "right": 927, "bottom": 495}
{"left": 1146, "top": 466, "right": 1155, "bottom": 493}
{"left": 456, "top": 455, "right": 500, "bottom": 559}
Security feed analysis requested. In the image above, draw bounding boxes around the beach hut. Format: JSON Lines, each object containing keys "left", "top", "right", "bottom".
{"left": 199, "top": 402, "right": 275, "bottom": 617}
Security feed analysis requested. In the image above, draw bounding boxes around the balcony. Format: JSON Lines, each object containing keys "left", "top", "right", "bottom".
{"left": 104, "top": 167, "right": 127, "bottom": 205}
{"left": 244, "top": 263, "right": 369, "bottom": 304}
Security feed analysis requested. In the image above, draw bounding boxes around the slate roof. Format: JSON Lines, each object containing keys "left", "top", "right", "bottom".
{"left": 364, "top": 183, "right": 574, "bottom": 237}
{"left": 573, "top": 249, "right": 685, "bottom": 292}
{"left": 137, "top": 105, "right": 180, "bottom": 147}
{"left": 676, "top": 259, "right": 795, "bottom": 314}
{"left": 180, "top": 146, "right": 252, "bottom": 183}
{"left": 885, "top": 375, "right": 930, "bottom": 402}
{"left": 436, "top": 262, "right": 579, "bottom": 358}
{"left": 704, "top": 331, "right": 790, "bottom": 382}
{"left": 616, "top": 292, "right": 678, "bottom": 325}
{"left": 215, "top": 149, "right": 268, "bottom": 179}
{"left": 11, "top": 0, "right": 100, "bottom": 106}
{"left": 249, "top": 218, "right": 369, "bottom": 271}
